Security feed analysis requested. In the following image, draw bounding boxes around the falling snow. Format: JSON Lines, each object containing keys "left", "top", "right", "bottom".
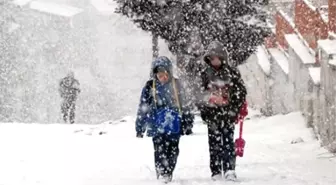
{"left": 1, "top": 0, "right": 336, "bottom": 185}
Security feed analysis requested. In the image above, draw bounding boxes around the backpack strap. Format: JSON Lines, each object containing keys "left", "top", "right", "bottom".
{"left": 172, "top": 78, "right": 182, "bottom": 115}
{"left": 152, "top": 79, "right": 157, "bottom": 108}
{"left": 152, "top": 78, "right": 182, "bottom": 115}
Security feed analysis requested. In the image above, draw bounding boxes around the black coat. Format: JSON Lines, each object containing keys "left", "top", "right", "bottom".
{"left": 196, "top": 64, "right": 247, "bottom": 124}
{"left": 59, "top": 76, "right": 81, "bottom": 99}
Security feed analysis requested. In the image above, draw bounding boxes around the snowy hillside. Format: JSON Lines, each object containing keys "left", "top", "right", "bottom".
{"left": 0, "top": 111, "right": 335, "bottom": 185}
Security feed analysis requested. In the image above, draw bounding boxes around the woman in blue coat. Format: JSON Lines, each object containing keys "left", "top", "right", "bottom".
{"left": 135, "top": 56, "right": 194, "bottom": 183}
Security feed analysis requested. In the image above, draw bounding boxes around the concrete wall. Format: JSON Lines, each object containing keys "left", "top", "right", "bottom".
{"left": 241, "top": 47, "right": 296, "bottom": 116}
{"left": 317, "top": 40, "right": 336, "bottom": 150}
{"left": 257, "top": 0, "right": 336, "bottom": 152}
{"left": 244, "top": 38, "right": 336, "bottom": 152}
{"left": 239, "top": 50, "right": 272, "bottom": 115}
{"left": 268, "top": 48, "right": 296, "bottom": 114}
{"left": 285, "top": 34, "right": 317, "bottom": 112}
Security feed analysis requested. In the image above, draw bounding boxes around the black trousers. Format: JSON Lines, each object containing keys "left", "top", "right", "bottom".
{"left": 152, "top": 134, "right": 180, "bottom": 176}
{"left": 203, "top": 111, "right": 236, "bottom": 176}
{"left": 61, "top": 97, "right": 76, "bottom": 124}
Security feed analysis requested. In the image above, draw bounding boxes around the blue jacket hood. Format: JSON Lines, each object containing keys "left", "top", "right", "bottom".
{"left": 150, "top": 56, "right": 174, "bottom": 78}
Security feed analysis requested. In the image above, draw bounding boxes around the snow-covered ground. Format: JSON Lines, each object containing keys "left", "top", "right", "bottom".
{"left": 0, "top": 111, "right": 335, "bottom": 185}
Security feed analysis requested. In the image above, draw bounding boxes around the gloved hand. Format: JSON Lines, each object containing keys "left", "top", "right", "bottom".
{"left": 240, "top": 101, "right": 248, "bottom": 118}
{"left": 181, "top": 125, "right": 193, "bottom": 135}
{"left": 209, "top": 94, "right": 229, "bottom": 106}
{"left": 184, "top": 129, "right": 193, "bottom": 135}
{"left": 235, "top": 101, "right": 248, "bottom": 124}
{"left": 136, "top": 132, "right": 144, "bottom": 138}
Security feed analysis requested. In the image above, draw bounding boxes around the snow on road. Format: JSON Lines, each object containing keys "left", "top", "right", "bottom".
{"left": 0, "top": 111, "right": 335, "bottom": 185}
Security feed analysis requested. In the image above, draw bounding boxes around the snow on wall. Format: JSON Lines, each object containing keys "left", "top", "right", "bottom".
{"left": 275, "top": 10, "right": 295, "bottom": 49}
{"left": 268, "top": 48, "right": 289, "bottom": 74}
{"left": 318, "top": 39, "right": 336, "bottom": 55}
{"left": 268, "top": 48, "right": 296, "bottom": 114}
{"left": 242, "top": 40, "right": 316, "bottom": 116}
{"left": 283, "top": 33, "right": 319, "bottom": 114}
{"left": 239, "top": 54, "right": 272, "bottom": 115}
{"left": 243, "top": 37, "right": 336, "bottom": 151}
{"left": 317, "top": 44, "right": 336, "bottom": 147}
{"left": 288, "top": 47, "right": 314, "bottom": 111}
{"left": 319, "top": 42, "right": 336, "bottom": 100}
{"left": 240, "top": 47, "right": 297, "bottom": 116}
{"left": 256, "top": 46, "right": 271, "bottom": 75}
{"left": 303, "top": 0, "right": 317, "bottom": 10}
{"left": 285, "top": 34, "right": 315, "bottom": 65}
{"left": 308, "top": 67, "right": 321, "bottom": 84}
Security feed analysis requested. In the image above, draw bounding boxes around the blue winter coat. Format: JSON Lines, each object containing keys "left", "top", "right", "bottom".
{"left": 135, "top": 56, "right": 194, "bottom": 137}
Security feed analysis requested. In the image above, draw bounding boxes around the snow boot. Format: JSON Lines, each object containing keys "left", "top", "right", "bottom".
{"left": 161, "top": 174, "right": 172, "bottom": 184}
{"left": 211, "top": 173, "right": 222, "bottom": 181}
{"left": 224, "top": 170, "right": 237, "bottom": 181}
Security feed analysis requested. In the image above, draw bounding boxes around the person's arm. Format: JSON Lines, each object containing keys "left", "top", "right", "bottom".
{"left": 73, "top": 79, "right": 81, "bottom": 94}
{"left": 194, "top": 71, "right": 213, "bottom": 109}
{"left": 135, "top": 81, "right": 153, "bottom": 137}
{"left": 59, "top": 79, "right": 65, "bottom": 97}
{"left": 174, "top": 79, "right": 194, "bottom": 133}
{"left": 228, "top": 68, "right": 247, "bottom": 117}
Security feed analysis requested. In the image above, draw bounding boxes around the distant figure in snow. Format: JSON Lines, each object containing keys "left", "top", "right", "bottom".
{"left": 59, "top": 71, "right": 81, "bottom": 124}
{"left": 195, "top": 41, "right": 247, "bottom": 181}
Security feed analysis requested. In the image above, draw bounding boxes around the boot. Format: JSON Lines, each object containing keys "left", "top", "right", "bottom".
{"left": 211, "top": 173, "right": 222, "bottom": 181}
{"left": 161, "top": 174, "right": 172, "bottom": 184}
{"left": 224, "top": 170, "right": 237, "bottom": 181}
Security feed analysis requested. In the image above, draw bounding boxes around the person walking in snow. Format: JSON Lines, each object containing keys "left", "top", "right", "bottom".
{"left": 135, "top": 56, "right": 194, "bottom": 183}
{"left": 149, "top": 57, "right": 194, "bottom": 135}
{"left": 195, "top": 41, "right": 247, "bottom": 181}
{"left": 59, "top": 71, "right": 81, "bottom": 124}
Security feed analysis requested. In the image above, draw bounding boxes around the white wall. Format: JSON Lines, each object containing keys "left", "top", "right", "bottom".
{"left": 318, "top": 43, "right": 336, "bottom": 149}
{"left": 269, "top": 52, "right": 296, "bottom": 114}
{"left": 240, "top": 53, "right": 271, "bottom": 115}
{"left": 240, "top": 38, "right": 336, "bottom": 152}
